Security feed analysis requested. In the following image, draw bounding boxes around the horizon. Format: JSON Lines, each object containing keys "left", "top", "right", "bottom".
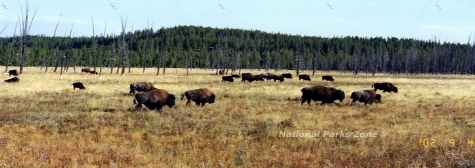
{"left": 0, "top": 0, "right": 474, "bottom": 43}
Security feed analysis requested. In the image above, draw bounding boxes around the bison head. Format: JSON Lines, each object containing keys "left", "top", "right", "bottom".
{"left": 208, "top": 94, "right": 216, "bottom": 104}
{"left": 392, "top": 87, "right": 398, "bottom": 93}
{"left": 375, "top": 94, "right": 382, "bottom": 103}
{"left": 335, "top": 90, "right": 345, "bottom": 102}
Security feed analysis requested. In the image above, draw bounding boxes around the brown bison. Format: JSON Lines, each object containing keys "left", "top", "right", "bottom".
{"left": 373, "top": 82, "right": 398, "bottom": 93}
{"left": 134, "top": 89, "right": 176, "bottom": 111}
{"left": 322, "top": 75, "right": 334, "bottom": 82}
{"left": 299, "top": 74, "right": 311, "bottom": 81}
{"left": 222, "top": 76, "right": 234, "bottom": 82}
{"left": 129, "top": 82, "right": 155, "bottom": 94}
{"left": 350, "top": 90, "right": 382, "bottom": 105}
{"left": 272, "top": 75, "right": 285, "bottom": 82}
{"left": 81, "top": 68, "right": 98, "bottom": 75}
{"left": 242, "top": 73, "right": 264, "bottom": 83}
{"left": 282, "top": 73, "right": 293, "bottom": 79}
{"left": 181, "top": 88, "right": 216, "bottom": 106}
{"left": 8, "top": 70, "right": 18, "bottom": 76}
{"left": 301, "top": 86, "right": 345, "bottom": 105}
{"left": 241, "top": 73, "right": 253, "bottom": 82}
{"left": 4, "top": 77, "right": 19, "bottom": 83}
{"left": 72, "top": 82, "right": 86, "bottom": 90}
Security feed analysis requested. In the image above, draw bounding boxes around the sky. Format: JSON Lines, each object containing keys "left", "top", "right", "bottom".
{"left": 0, "top": 0, "right": 474, "bottom": 43}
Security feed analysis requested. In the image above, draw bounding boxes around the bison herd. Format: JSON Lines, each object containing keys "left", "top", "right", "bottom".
{"left": 2, "top": 69, "right": 400, "bottom": 112}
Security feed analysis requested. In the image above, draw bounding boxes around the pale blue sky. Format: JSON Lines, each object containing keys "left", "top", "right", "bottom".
{"left": 0, "top": 0, "right": 474, "bottom": 43}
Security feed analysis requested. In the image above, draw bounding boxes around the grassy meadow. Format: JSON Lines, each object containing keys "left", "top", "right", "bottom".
{"left": 0, "top": 67, "right": 474, "bottom": 167}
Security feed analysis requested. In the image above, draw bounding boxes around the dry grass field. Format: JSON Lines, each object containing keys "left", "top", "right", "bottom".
{"left": 0, "top": 67, "right": 475, "bottom": 167}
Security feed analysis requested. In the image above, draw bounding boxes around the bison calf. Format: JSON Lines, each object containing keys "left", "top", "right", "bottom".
{"left": 373, "top": 82, "right": 398, "bottom": 93}
{"left": 72, "top": 82, "right": 86, "bottom": 90}
{"left": 181, "top": 88, "right": 216, "bottom": 107}
{"left": 130, "top": 82, "right": 155, "bottom": 94}
{"left": 301, "top": 86, "right": 345, "bottom": 105}
{"left": 351, "top": 90, "right": 381, "bottom": 105}
{"left": 4, "top": 77, "right": 19, "bottom": 83}
{"left": 134, "top": 89, "right": 176, "bottom": 112}
{"left": 322, "top": 75, "right": 334, "bottom": 82}
{"left": 299, "top": 74, "right": 311, "bottom": 81}
{"left": 222, "top": 76, "right": 234, "bottom": 82}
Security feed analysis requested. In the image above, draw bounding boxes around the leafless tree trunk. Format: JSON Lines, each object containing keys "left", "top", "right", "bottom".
{"left": 119, "top": 17, "right": 127, "bottom": 75}
{"left": 18, "top": 1, "right": 37, "bottom": 74}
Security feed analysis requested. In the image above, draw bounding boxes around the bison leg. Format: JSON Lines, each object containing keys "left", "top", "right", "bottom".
{"left": 186, "top": 99, "right": 191, "bottom": 106}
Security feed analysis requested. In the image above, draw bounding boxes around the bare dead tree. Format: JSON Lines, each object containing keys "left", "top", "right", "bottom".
{"left": 119, "top": 17, "right": 127, "bottom": 75}
{"left": 18, "top": 0, "right": 37, "bottom": 74}
{"left": 5, "top": 21, "right": 17, "bottom": 72}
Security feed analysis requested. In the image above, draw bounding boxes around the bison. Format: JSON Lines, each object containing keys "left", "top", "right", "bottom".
{"left": 272, "top": 75, "right": 285, "bottom": 82}
{"left": 373, "top": 82, "right": 398, "bottom": 93}
{"left": 231, "top": 74, "right": 240, "bottom": 78}
{"left": 350, "top": 90, "right": 382, "bottom": 105}
{"left": 81, "top": 68, "right": 92, "bottom": 73}
{"left": 181, "top": 88, "right": 216, "bottom": 107}
{"left": 299, "top": 74, "right": 311, "bottom": 81}
{"left": 81, "top": 68, "right": 98, "bottom": 75}
{"left": 134, "top": 89, "right": 176, "bottom": 111}
{"left": 282, "top": 73, "right": 293, "bottom": 79}
{"left": 4, "top": 77, "right": 19, "bottom": 83}
{"left": 129, "top": 82, "right": 155, "bottom": 94}
{"left": 301, "top": 86, "right": 345, "bottom": 105}
{"left": 322, "top": 75, "right": 334, "bottom": 82}
{"left": 241, "top": 73, "right": 253, "bottom": 82}
{"left": 222, "top": 76, "right": 234, "bottom": 82}
{"left": 72, "top": 82, "right": 86, "bottom": 90}
{"left": 8, "top": 70, "right": 18, "bottom": 76}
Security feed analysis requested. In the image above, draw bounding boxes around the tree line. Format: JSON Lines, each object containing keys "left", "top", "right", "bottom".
{"left": 0, "top": 25, "right": 474, "bottom": 75}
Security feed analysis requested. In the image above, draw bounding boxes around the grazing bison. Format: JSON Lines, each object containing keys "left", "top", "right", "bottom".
{"left": 72, "top": 82, "right": 86, "bottom": 90}
{"left": 322, "top": 75, "right": 335, "bottom": 82}
{"left": 272, "top": 75, "right": 285, "bottom": 82}
{"left": 231, "top": 74, "right": 240, "bottom": 78}
{"left": 181, "top": 88, "right": 216, "bottom": 106}
{"left": 301, "top": 86, "right": 345, "bottom": 105}
{"left": 373, "top": 82, "right": 398, "bottom": 93}
{"left": 81, "top": 68, "right": 91, "bottom": 73}
{"left": 350, "top": 90, "right": 382, "bottom": 105}
{"left": 282, "top": 73, "right": 293, "bottom": 79}
{"left": 129, "top": 82, "right": 155, "bottom": 94}
{"left": 242, "top": 73, "right": 264, "bottom": 83}
{"left": 134, "top": 89, "right": 176, "bottom": 111}
{"left": 81, "top": 68, "right": 98, "bottom": 75}
{"left": 299, "top": 74, "right": 311, "bottom": 81}
{"left": 8, "top": 70, "right": 18, "bottom": 76}
{"left": 222, "top": 76, "right": 234, "bottom": 82}
{"left": 241, "top": 73, "right": 253, "bottom": 82}
{"left": 4, "top": 77, "right": 19, "bottom": 83}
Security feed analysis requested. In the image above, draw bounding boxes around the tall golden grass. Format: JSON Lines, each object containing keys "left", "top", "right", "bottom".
{"left": 0, "top": 67, "right": 474, "bottom": 167}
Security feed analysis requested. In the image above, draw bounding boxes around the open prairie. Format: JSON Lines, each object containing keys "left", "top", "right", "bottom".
{"left": 0, "top": 67, "right": 475, "bottom": 167}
